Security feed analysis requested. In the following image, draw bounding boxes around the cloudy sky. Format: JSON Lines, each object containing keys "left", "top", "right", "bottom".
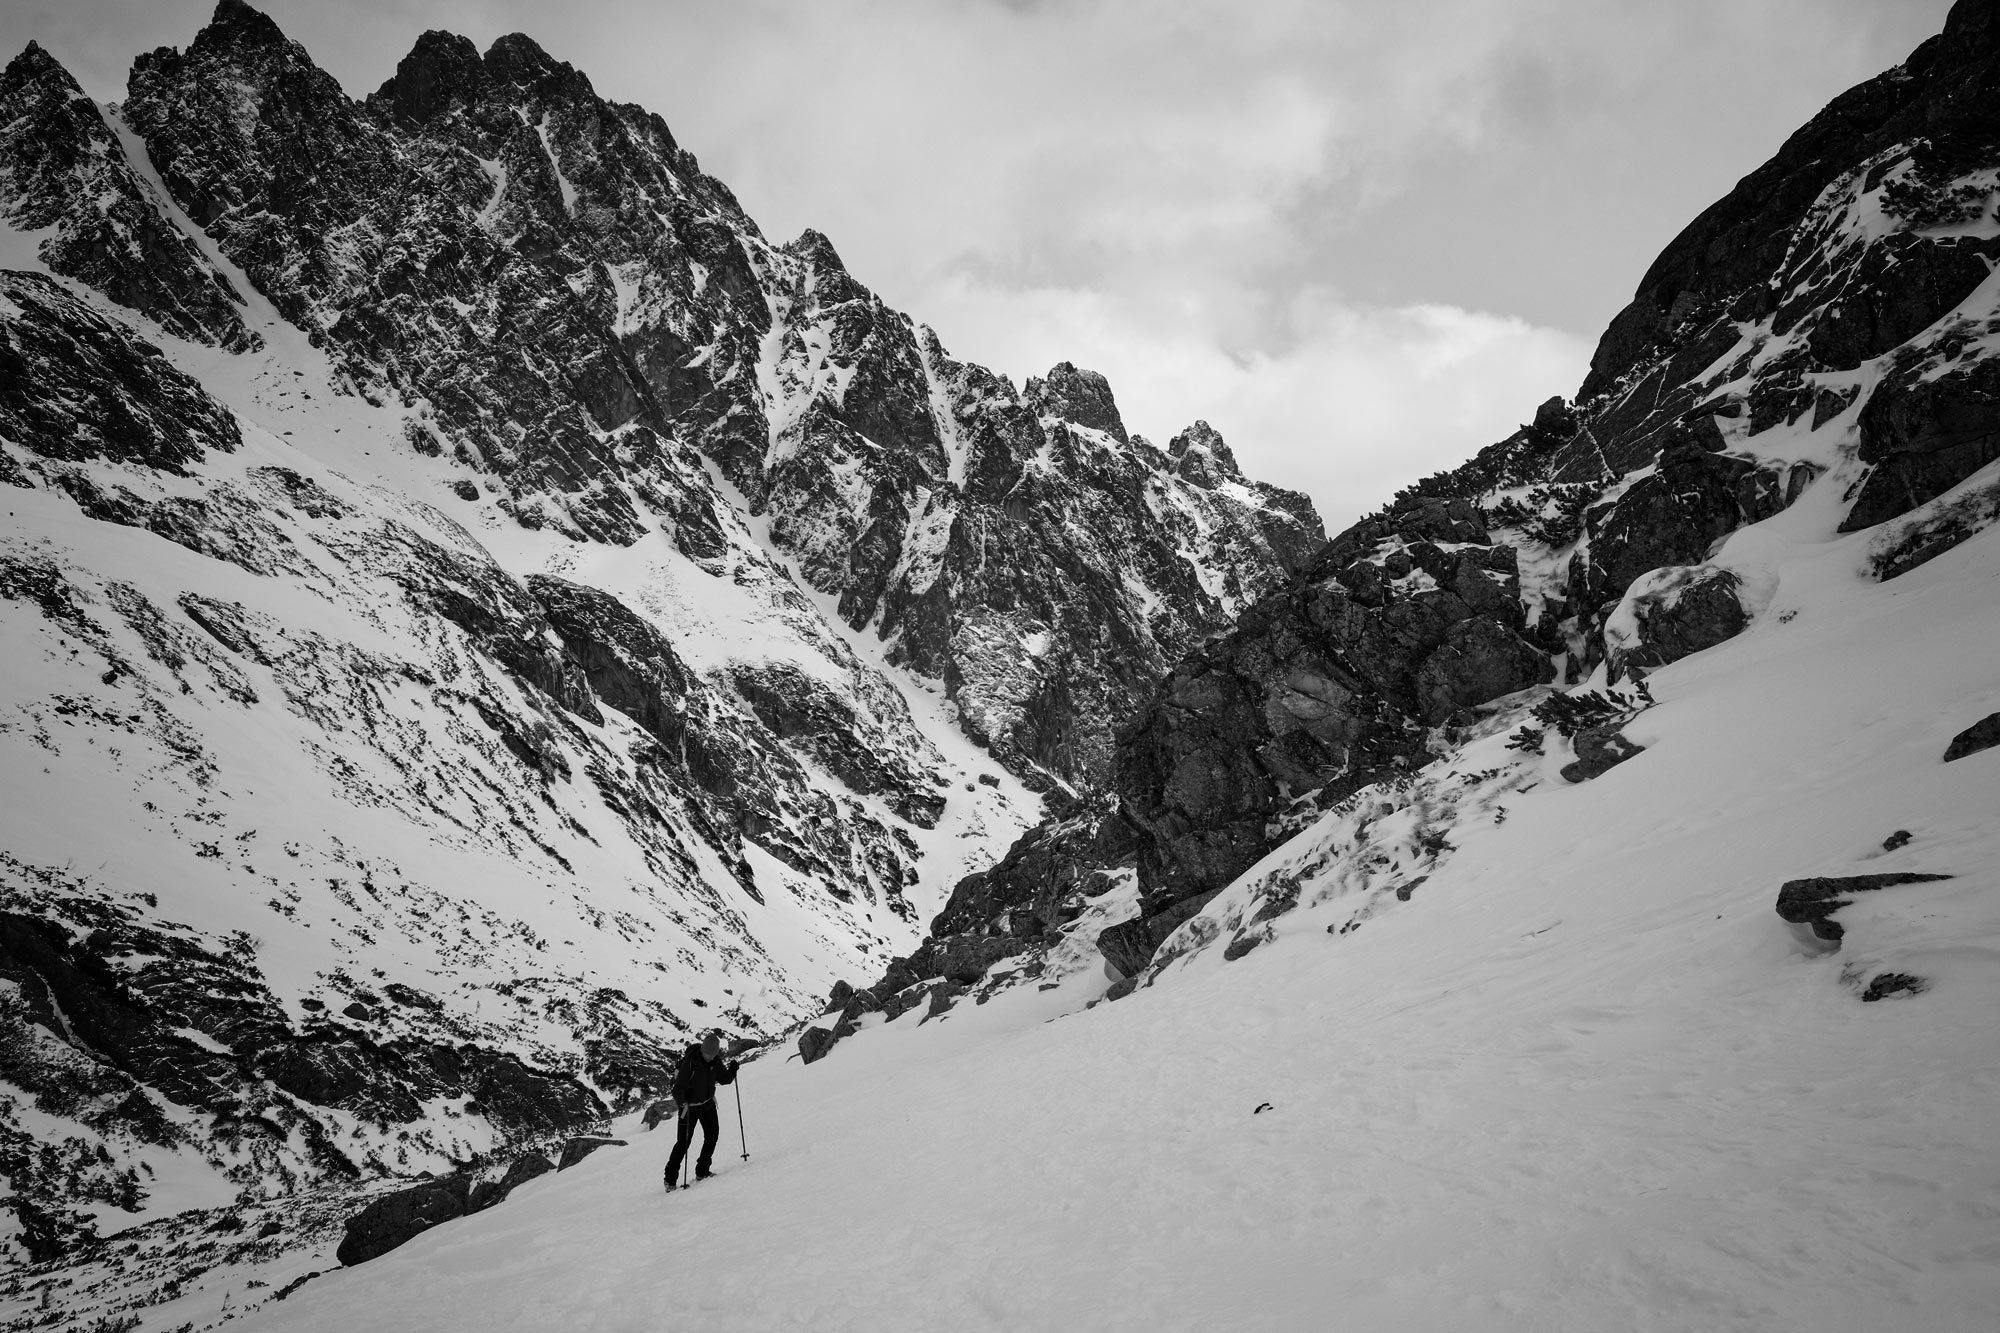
{"left": 4, "top": 0, "right": 1951, "bottom": 528}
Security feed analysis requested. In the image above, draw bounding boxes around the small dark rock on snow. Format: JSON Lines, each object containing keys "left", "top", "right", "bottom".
{"left": 1861, "top": 972, "right": 1927, "bottom": 1001}
{"left": 1559, "top": 727, "right": 1645, "bottom": 783}
{"left": 1942, "top": 712, "right": 2000, "bottom": 762}
{"left": 556, "top": 1136, "right": 626, "bottom": 1170}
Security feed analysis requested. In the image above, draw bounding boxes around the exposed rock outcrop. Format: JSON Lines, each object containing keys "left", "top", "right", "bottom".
{"left": 556, "top": 1136, "right": 626, "bottom": 1171}
{"left": 1942, "top": 711, "right": 2000, "bottom": 761}
{"left": 1605, "top": 566, "right": 1749, "bottom": 682}
{"left": 336, "top": 1178, "right": 468, "bottom": 1266}
{"left": 1774, "top": 872, "right": 1956, "bottom": 943}
{"left": 0, "top": 272, "right": 242, "bottom": 474}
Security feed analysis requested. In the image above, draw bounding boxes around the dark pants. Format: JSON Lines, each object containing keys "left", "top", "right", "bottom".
{"left": 664, "top": 1100, "right": 719, "bottom": 1184}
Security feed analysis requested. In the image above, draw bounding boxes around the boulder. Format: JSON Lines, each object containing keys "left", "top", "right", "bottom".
{"left": 918, "top": 980, "right": 967, "bottom": 1023}
{"left": 1943, "top": 711, "right": 2000, "bottom": 762}
{"left": 336, "top": 1182, "right": 467, "bottom": 1266}
{"left": 556, "top": 1136, "right": 626, "bottom": 1171}
{"left": 1606, "top": 566, "right": 1748, "bottom": 681}
{"left": 1559, "top": 727, "right": 1645, "bottom": 783}
{"left": 1096, "top": 917, "right": 1158, "bottom": 980}
{"left": 1774, "top": 872, "right": 1955, "bottom": 943}
{"left": 641, "top": 1099, "right": 676, "bottom": 1131}
{"left": 797, "top": 1026, "right": 841, "bottom": 1065}
{"left": 497, "top": 1152, "right": 554, "bottom": 1193}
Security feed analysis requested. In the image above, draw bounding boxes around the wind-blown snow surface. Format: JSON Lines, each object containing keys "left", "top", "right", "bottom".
{"left": 228, "top": 456, "right": 2000, "bottom": 1329}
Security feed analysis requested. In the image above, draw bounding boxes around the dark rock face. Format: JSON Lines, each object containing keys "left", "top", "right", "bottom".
{"left": 1942, "top": 711, "right": 2000, "bottom": 761}
{"left": 0, "top": 273, "right": 242, "bottom": 475}
{"left": 1116, "top": 496, "right": 1550, "bottom": 908}
{"left": 1845, "top": 356, "right": 2000, "bottom": 532}
{"left": 0, "top": 44, "right": 256, "bottom": 350}
{"left": 336, "top": 1180, "right": 466, "bottom": 1266}
{"left": 1579, "top": 0, "right": 2000, "bottom": 403}
{"left": 1775, "top": 873, "right": 1955, "bottom": 943}
{"left": 1571, "top": 438, "right": 1785, "bottom": 618}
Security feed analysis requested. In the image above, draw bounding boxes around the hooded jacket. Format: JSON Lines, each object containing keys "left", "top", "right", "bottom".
{"left": 670, "top": 1043, "right": 738, "bottom": 1106}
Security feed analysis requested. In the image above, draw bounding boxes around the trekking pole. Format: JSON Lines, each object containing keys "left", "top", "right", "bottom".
{"left": 681, "top": 1107, "right": 692, "bottom": 1189}
{"left": 734, "top": 1076, "right": 749, "bottom": 1161}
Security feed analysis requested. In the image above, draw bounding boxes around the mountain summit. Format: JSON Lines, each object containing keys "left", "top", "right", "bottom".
{"left": 0, "top": 0, "right": 1313, "bottom": 1278}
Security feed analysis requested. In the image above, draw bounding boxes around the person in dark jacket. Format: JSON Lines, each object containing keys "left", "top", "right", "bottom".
{"left": 664, "top": 1030, "right": 738, "bottom": 1189}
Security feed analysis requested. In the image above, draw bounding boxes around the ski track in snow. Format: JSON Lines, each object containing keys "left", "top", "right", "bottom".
{"left": 221, "top": 465, "right": 2000, "bottom": 1332}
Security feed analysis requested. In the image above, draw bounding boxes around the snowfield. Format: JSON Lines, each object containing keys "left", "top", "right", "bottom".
{"left": 231, "top": 465, "right": 2000, "bottom": 1331}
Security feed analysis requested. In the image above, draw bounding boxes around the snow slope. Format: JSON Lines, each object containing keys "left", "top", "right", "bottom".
{"left": 209, "top": 428, "right": 2000, "bottom": 1330}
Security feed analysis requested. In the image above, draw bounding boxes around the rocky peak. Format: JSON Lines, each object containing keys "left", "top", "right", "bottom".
{"left": 7, "top": 37, "right": 58, "bottom": 78}
{"left": 784, "top": 226, "right": 850, "bottom": 274}
{"left": 0, "top": 40, "right": 256, "bottom": 350}
{"left": 482, "top": 32, "right": 594, "bottom": 103}
{"left": 185, "top": 0, "right": 296, "bottom": 60}
{"left": 369, "top": 29, "right": 488, "bottom": 127}
{"left": 1024, "top": 361, "right": 1129, "bottom": 444}
{"left": 1167, "top": 420, "right": 1240, "bottom": 487}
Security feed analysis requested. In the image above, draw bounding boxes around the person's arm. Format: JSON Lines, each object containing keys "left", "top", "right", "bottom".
{"left": 717, "top": 1058, "right": 738, "bottom": 1085}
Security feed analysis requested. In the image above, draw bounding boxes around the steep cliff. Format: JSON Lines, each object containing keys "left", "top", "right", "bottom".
{"left": 1098, "top": 0, "right": 2000, "bottom": 970}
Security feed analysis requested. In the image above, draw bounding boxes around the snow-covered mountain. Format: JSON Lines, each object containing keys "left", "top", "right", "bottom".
{"left": 0, "top": 0, "right": 1318, "bottom": 1275}
{"left": 9, "top": 0, "right": 2000, "bottom": 1327}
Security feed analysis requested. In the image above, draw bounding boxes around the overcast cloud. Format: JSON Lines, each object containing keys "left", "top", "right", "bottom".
{"left": 2, "top": 0, "right": 1951, "bottom": 528}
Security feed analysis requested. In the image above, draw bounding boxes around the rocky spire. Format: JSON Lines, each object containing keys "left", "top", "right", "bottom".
{"left": 370, "top": 29, "right": 488, "bottom": 127}
{"left": 1167, "top": 421, "right": 1240, "bottom": 487}
{"left": 1024, "top": 362, "right": 1129, "bottom": 444}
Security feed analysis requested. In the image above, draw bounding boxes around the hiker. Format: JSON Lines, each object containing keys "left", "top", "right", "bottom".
{"left": 664, "top": 1030, "right": 739, "bottom": 1189}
